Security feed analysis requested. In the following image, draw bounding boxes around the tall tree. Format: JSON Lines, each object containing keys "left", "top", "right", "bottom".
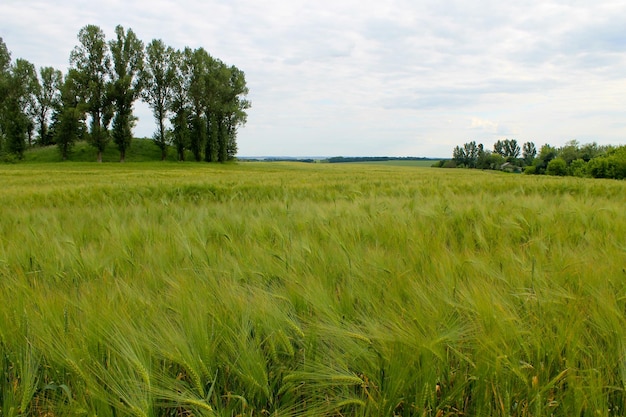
{"left": 503, "top": 139, "right": 521, "bottom": 160}
{"left": 3, "top": 58, "right": 37, "bottom": 157}
{"left": 463, "top": 141, "right": 479, "bottom": 168}
{"left": 70, "top": 24, "right": 111, "bottom": 162}
{"left": 33, "top": 66, "right": 63, "bottom": 146}
{"left": 204, "top": 61, "right": 249, "bottom": 162}
{"left": 203, "top": 59, "right": 228, "bottom": 162}
{"left": 141, "top": 39, "right": 176, "bottom": 160}
{"left": 493, "top": 139, "right": 505, "bottom": 157}
{"left": 222, "top": 65, "right": 249, "bottom": 161}
{"left": 558, "top": 140, "right": 581, "bottom": 165}
{"left": 0, "top": 37, "right": 9, "bottom": 74}
{"left": 452, "top": 145, "right": 465, "bottom": 166}
{"left": 51, "top": 70, "right": 85, "bottom": 160}
{"left": 522, "top": 142, "right": 537, "bottom": 166}
{"left": 0, "top": 37, "right": 12, "bottom": 151}
{"left": 185, "top": 48, "right": 210, "bottom": 161}
{"left": 531, "top": 144, "right": 557, "bottom": 174}
{"left": 494, "top": 139, "right": 520, "bottom": 160}
{"left": 169, "top": 49, "right": 191, "bottom": 161}
{"left": 109, "top": 25, "right": 144, "bottom": 162}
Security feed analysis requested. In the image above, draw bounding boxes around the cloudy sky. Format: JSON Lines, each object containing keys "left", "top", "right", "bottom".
{"left": 1, "top": 0, "right": 625, "bottom": 157}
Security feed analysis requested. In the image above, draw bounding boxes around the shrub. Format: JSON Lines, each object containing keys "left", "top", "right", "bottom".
{"left": 546, "top": 157, "right": 567, "bottom": 176}
{"left": 524, "top": 165, "right": 536, "bottom": 175}
{"left": 588, "top": 157, "right": 609, "bottom": 178}
{"left": 568, "top": 159, "right": 588, "bottom": 177}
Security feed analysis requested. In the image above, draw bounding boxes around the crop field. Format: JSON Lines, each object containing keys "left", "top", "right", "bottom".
{"left": 0, "top": 162, "right": 625, "bottom": 417}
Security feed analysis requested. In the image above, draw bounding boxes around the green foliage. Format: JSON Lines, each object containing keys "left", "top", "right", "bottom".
{"left": 0, "top": 58, "right": 38, "bottom": 158}
{"left": 34, "top": 66, "right": 64, "bottom": 146}
{"left": 532, "top": 144, "right": 557, "bottom": 174}
{"left": 1, "top": 163, "right": 625, "bottom": 416}
{"left": 476, "top": 150, "right": 504, "bottom": 170}
{"left": 142, "top": 39, "right": 177, "bottom": 160}
{"left": 70, "top": 24, "right": 112, "bottom": 162}
{"left": 546, "top": 157, "right": 567, "bottom": 176}
{"left": 523, "top": 164, "right": 536, "bottom": 175}
{"left": 494, "top": 138, "right": 521, "bottom": 161}
{"left": 568, "top": 158, "right": 588, "bottom": 177}
{"left": 522, "top": 141, "right": 537, "bottom": 166}
{"left": 452, "top": 141, "right": 481, "bottom": 168}
{"left": 1, "top": 27, "right": 249, "bottom": 164}
{"left": 109, "top": 25, "right": 144, "bottom": 162}
{"left": 51, "top": 70, "right": 86, "bottom": 160}
{"left": 450, "top": 139, "right": 626, "bottom": 180}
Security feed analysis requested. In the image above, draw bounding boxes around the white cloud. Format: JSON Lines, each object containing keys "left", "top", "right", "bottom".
{"left": 470, "top": 118, "right": 499, "bottom": 132}
{"left": 1, "top": 0, "right": 625, "bottom": 157}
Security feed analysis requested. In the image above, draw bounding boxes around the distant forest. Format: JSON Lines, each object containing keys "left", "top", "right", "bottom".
{"left": 326, "top": 156, "right": 436, "bottom": 163}
{"left": 0, "top": 25, "right": 250, "bottom": 163}
{"left": 438, "top": 139, "right": 626, "bottom": 180}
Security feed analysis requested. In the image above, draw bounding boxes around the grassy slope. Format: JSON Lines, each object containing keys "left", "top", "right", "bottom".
{"left": 22, "top": 139, "right": 192, "bottom": 163}
{"left": 0, "top": 162, "right": 625, "bottom": 416}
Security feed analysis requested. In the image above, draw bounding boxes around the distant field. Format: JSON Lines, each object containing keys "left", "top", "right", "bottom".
{"left": 351, "top": 159, "right": 439, "bottom": 167}
{"left": 1, "top": 162, "right": 625, "bottom": 417}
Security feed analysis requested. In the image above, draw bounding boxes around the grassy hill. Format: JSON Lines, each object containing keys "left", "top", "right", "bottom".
{"left": 20, "top": 139, "right": 192, "bottom": 163}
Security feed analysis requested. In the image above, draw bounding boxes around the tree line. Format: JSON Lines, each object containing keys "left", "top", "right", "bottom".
{"left": 438, "top": 139, "right": 626, "bottom": 180}
{"left": 0, "top": 25, "right": 250, "bottom": 162}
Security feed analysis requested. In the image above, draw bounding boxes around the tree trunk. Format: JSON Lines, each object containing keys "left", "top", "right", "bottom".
{"left": 120, "top": 149, "right": 125, "bottom": 163}
{"left": 97, "top": 150, "right": 103, "bottom": 163}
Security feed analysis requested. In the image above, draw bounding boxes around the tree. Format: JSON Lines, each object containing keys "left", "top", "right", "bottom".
{"left": 558, "top": 140, "right": 581, "bottom": 165}
{"left": 451, "top": 141, "right": 481, "bottom": 168}
{"left": 452, "top": 145, "right": 465, "bottom": 166}
{"left": 169, "top": 49, "right": 191, "bottom": 161}
{"left": 463, "top": 141, "right": 479, "bottom": 168}
{"left": 205, "top": 58, "right": 228, "bottom": 163}
{"left": 531, "top": 144, "right": 557, "bottom": 175}
{"left": 522, "top": 142, "right": 537, "bottom": 166}
{"left": 33, "top": 66, "right": 63, "bottom": 146}
{"left": 51, "top": 70, "right": 86, "bottom": 160}
{"left": 0, "top": 37, "right": 12, "bottom": 152}
{"left": 185, "top": 47, "right": 211, "bottom": 161}
{"left": 142, "top": 39, "right": 176, "bottom": 160}
{"left": 70, "top": 24, "right": 111, "bottom": 162}
{"left": 494, "top": 139, "right": 520, "bottom": 161}
{"left": 476, "top": 149, "right": 504, "bottom": 170}
{"left": 220, "top": 65, "right": 249, "bottom": 161}
{"left": 109, "top": 25, "right": 144, "bottom": 162}
{"left": 493, "top": 140, "right": 505, "bottom": 157}
{"left": 579, "top": 142, "right": 601, "bottom": 162}
{"left": 3, "top": 58, "right": 37, "bottom": 157}
{"left": 0, "top": 37, "right": 9, "bottom": 74}
{"left": 503, "top": 139, "right": 521, "bottom": 160}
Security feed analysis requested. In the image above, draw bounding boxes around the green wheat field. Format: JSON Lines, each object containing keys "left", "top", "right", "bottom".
{"left": 1, "top": 162, "right": 625, "bottom": 417}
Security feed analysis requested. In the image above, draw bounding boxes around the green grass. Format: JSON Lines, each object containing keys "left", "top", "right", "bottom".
{"left": 0, "top": 162, "right": 625, "bottom": 416}
{"left": 21, "top": 139, "right": 193, "bottom": 163}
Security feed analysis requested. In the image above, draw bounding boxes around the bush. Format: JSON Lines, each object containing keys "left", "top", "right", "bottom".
{"left": 568, "top": 159, "right": 588, "bottom": 177}
{"left": 546, "top": 157, "right": 567, "bottom": 176}
{"left": 588, "top": 157, "right": 609, "bottom": 178}
{"left": 524, "top": 165, "right": 537, "bottom": 175}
